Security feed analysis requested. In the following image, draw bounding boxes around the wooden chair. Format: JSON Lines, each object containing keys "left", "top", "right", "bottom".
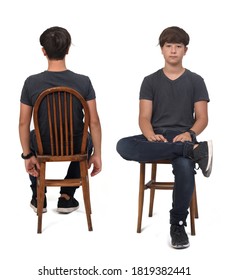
{"left": 33, "top": 86, "right": 92, "bottom": 233}
{"left": 137, "top": 160, "right": 199, "bottom": 235}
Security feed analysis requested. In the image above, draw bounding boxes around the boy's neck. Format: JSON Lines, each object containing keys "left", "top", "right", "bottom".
{"left": 47, "top": 59, "right": 67, "bottom": 72}
{"left": 163, "top": 64, "right": 185, "bottom": 80}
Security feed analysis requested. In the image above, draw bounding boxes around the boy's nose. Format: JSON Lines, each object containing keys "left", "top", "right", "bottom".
{"left": 171, "top": 46, "right": 177, "bottom": 53}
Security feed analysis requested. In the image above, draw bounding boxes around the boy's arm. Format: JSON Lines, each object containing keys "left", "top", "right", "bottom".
{"left": 139, "top": 99, "right": 167, "bottom": 142}
{"left": 173, "top": 100, "right": 208, "bottom": 143}
{"left": 190, "top": 100, "right": 208, "bottom": 135}
{"left": 87, "top": 99, "right": 102, "bottom": 176}
{"left": 19, "top": 103, "right": 40, "bottom": 177}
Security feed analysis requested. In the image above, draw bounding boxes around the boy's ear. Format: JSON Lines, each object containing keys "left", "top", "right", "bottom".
{"left": 41, "top": 47, "right": 47, "bottom": 56}
{"left": 184, "top": 46, "right": 188, "bottom": 55}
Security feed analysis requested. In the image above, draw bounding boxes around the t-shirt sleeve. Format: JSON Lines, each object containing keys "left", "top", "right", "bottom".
{"left": 139, "top": 76, "right": 153, "bottom": 100}
{"left": 193, "top": 75, "right": 210, "bottom": 103}
{"left": 20, "top": 79, "right": 32, "bottom": 106}
{"left": 85, "top": 77, "right": 96, "bottom": 101}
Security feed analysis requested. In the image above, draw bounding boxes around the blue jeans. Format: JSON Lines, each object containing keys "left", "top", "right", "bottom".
{"left": 116, "top": 130, "right": 196, "bottom": 225}
{"left": 30, "top": 130, "right": 93, "bottom": 198}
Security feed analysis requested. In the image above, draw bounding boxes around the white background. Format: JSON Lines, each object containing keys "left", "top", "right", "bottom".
{"left": 1, "top": 0, "right": 228, "bottom": 279}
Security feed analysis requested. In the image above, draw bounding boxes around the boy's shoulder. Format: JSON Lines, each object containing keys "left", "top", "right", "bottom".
{"left": 24, "top": 71, "right": 92, "bottom": 88}
{"left": 143, "top": 69, "right": 163, "bottom": 84}
{"left": 145, "top": 69, "right": 162, "bottom": 79}
{"left": 185, "top": 69, "right": 205, "bottom": 82}
{"left": 26, "top": 70, "right": 89, "bottom": 80}
{"left": 145, "top": 69, "right": 203, "bottom": 80}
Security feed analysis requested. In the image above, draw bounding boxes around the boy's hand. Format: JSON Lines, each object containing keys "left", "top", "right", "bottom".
{"left": 88, "top": 155, "right": 102, "bottom": 176}
{"left": 173, "top": 132, "right": 192, "bottom": 143}
{"left": 147, "top": 134, "right": 168, "bottom": 142}
{"left": 25, "top": 156, "right": 40, "bottom": 177}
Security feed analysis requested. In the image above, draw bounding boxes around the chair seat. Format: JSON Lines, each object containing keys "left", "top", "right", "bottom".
{"left": 37, "top": 153, "right": 88, "bottom": 162}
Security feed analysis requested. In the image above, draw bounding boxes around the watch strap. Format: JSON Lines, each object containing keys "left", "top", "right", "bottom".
{"left": 21, "top": 152, "right": 34, "bottom": 159}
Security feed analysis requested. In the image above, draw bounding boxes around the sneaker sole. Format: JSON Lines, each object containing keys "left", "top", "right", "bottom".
{"left": 205, "top": 140, "right": 213, "bottom": 177}
{"left": 30, "top": 203, "right": 47, "bottom": 213}
{"left": 171, "top": 242, "right": 190, "bottom": 249}
{"left": 57, "top": 205, "right": 79, "bottom": 214}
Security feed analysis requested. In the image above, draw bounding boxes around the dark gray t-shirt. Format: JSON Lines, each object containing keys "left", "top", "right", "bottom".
{"left": 20, "top": 70, "right": 96, "bottom": 153}
{"left": 20, "top": 70, "right": 96, "bottom": 106}
{"left": 139, "top": 69, "right": 210, "bottom": 131}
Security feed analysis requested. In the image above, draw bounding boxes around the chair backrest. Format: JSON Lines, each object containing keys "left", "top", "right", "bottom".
{"left": 33, "top": 87, "right": 89, "bottom": 158}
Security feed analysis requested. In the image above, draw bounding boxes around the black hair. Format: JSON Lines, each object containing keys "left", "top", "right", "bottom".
{"left": 39, "top": 26, "right": 71, "bottom": 60}
{"left": 159, "top": 26, "right": 190, "bottom": 47}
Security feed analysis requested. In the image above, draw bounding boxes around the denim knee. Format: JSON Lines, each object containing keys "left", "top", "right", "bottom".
{"left": 116, "top": 137, "right": 133, "bottom": 160}
{"left": 172, "top": 157, "right": 195, "bottom": 177}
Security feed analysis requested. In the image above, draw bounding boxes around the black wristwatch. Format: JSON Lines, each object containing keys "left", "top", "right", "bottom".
{"left": 21, "top": 152, "right": 34, "bottom": 159}
{"left": 187, "top": 129, "right": 196, "bottom": 142}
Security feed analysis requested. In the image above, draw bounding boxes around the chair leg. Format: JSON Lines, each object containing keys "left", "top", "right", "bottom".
{"left": 149, "top": 189, "right": 155, "bottom": 217}
{"left": 37, "top": 163, "right": 46, "bottom": 234}
{"left": 149, "top": 163, "right": 157, "bottom": 217}
{"left": 137, "top": 163, "right": 145, "bottom": 233}
{"left": 193, "top": 186, "right": 199, "bottom": 218}
{"left": 82, "top": 178, "right": 93, "bottom": 231}
{"left": 86, "top": 175, "right": 92, "bottom": 214}
{"left": 189, "top": 185, "right": 197, "bottom": 236}
{"left": 37, "top": 181, "right": 45, "bottom": 234}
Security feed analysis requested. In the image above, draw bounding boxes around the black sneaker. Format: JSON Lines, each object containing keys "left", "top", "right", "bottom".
{"left": 170, "top": 224, "right": 190, "bottom": 249}
{"left": 30, "top": 196, "right": 47, "bottom": 213}
{"left": 57, "top": 197, "right": 79, "bottom": 214}
{"left": 193, "top": 140, "right": 213, "bottom": 177}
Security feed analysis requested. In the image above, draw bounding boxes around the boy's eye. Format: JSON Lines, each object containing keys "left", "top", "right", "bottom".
{"left": 165, "top": 43, "right": 183, "bottom": 48}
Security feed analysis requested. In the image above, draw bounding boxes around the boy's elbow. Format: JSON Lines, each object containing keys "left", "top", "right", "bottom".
{"left": 90, "top": 119, "right": 101, "bottom": 130}
{"left": 203, "top": 116, "right": 208, "bottom": 128}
